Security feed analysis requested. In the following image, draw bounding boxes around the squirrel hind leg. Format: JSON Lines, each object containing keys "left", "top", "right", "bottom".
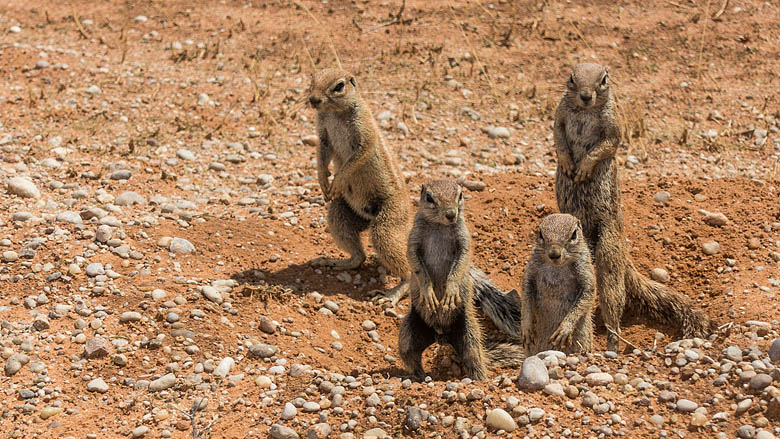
{"left": 369, "top": 207, "right": 411, "bottom": 278}
{"left": 446, "top": 311, "right": 488, "bottom": 381}
{"left": 398, "top": 308, "right": 435, "bottom": 380}
{"left": 313, "top": 198, "right": 369, "bottom": 269}
{"left": 370, "top": 280, "right": 408, "bottom": 306}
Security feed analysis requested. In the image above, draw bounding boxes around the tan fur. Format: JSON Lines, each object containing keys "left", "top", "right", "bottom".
{"left": 398, "top": 179, "right": 524, "bottom": 381}
{"left": 521, "top": 214, "right": 595, "bottom": 355}
{"left": 308, "top": 68, "right": 410, "bottom": 303}
{"left": 553, "top": 63, "right": 712, "bottom": 351}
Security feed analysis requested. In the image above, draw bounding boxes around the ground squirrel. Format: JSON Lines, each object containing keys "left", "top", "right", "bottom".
{"left": 521, "top": 214, "right": 595, "bottom": 355}
{"left": 554, "top": 63, "right": 712, "bottom": 351}
{"left": 308, "top": 68, "right": 410, "bottom": 303}
{"left": 399, "top": 179, "right": 523, "bottom": 381}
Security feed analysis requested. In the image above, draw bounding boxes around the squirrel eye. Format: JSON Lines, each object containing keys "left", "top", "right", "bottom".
{"left": 333, "top": 81, "right": 345, "bottom": 93}
{"left": 425, "top": 193, "right": 434, "bottom": 204}
{"left": 570, "top": 229, "right": 578, "bottom": 241}
{"left": 458, "top": 191, "right": 463, "bottom": 201}
{"left": 568, "top": 74, "right": 574, "bottom": 86}
{"left": 537, "top": 230, "right": 544, "bottom": 242}
{"left": 600, "top": 75, "right": 608, "bottom": 86}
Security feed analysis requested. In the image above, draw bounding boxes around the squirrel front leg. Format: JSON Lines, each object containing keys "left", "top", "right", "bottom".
{"left": 317, "top": 128, "right": 332, "bottom": 200}
{"left": 554, "top": 116, "right": 575, "bottom": 177}
{"left": 408, "top": 232, "right": 437, "bottom": 311}
{"left": 520, "top": 265, "right": 538, "bottom": 351}
{"left": 550, "top": 263, "right": 596, "bottom": 350}
{"left": 441, "top": 227, "right": 470, "bottom": 312}
{"left": 328, "top": 132, "right": 373, "bottom": 199}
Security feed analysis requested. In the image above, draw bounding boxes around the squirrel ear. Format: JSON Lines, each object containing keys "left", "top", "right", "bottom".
{"left": 420, "top": 185, "right": 426, "bottom": 198}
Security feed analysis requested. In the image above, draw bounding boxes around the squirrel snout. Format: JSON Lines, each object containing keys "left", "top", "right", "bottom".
{"left": 309, "top": 96, "right": 322, "bottom": 107}
{"left": 445, "top": 209, "right": 456, "bottom": 221}
{"left": 579, "top": 91, "right": 592, "bottom": 103}
{"left": 548, "top": 247, "right": 562, "bottom": 260}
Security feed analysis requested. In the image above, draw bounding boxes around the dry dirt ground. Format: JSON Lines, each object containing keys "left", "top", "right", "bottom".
{"left": 1, "top": 0, "right": 779, "bottom": 438}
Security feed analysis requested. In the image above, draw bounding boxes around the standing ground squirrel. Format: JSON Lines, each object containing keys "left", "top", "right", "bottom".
{"left": 399, "top": 179, "right": 523, "bottom": 381}
{"left": 308, "top": 68, "right": 410, "bottom": 303}
{"left": 521, "top": 214, "right": 595, "bottom": 355}
{"left": 554, "top": 63, "right": 712, "bottom": 351}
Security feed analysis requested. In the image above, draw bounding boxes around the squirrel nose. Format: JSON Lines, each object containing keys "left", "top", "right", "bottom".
{"left": 309, "top": 96, "right": 321, "bottom": 107}
{"left": 548, "top": 248, "right": 562, "bottom": 260}
{"left": 579, "top": 92, "right": 592, "bottom": 102}
{"left": 445, "top": 210, "right": 456, "bottom": 221}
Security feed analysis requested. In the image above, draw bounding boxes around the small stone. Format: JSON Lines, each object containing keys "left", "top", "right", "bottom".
{"left": 260, "top": 317, "right": 277, "bottom": 334}
{"left": 149, "top": 373, "right": 176, "bottom": 392}
{"left": 701, "top": 241, "right": 720, "bottom": 255}
{"left": 484, "top": 126, "right": 511, "bottom": 139}
{"left": 255, "top": 376, "right": 272, "bottom": 388}
{"left": 2, "top": 251, "right": 18, "bottom": 262}
{"left": 726, "top": 346, "right": 743, "bottom": 362}
{"left": 85, "top": 85, "right": 102, "bottom": 95}
{"left": 114, "top": 191, "right": 146, "bottom": 206}
{"left": 201, "top": 286, "right": 223, "bottom": 304}
{"left": 543, "top": 382, "right": 565, "bottom": 397}
{"left": 132, "top": 426, "right": 149, "bottom": 438}
{"left": 585, "top": 373, "right": 614, "bottom": 386}
{"left": 361, "top": 320, "right": 377, "bottom": 331}
{"left": 404, "top": 406, "right": 423, "bottom": 431}
{"left": 770, "top": 337, "right": 780, "bottom": 363}
{"left": 738, "top": 425, "right": 756, "bottom": 439}
{"left": 169, "top": 237, "right": 195, "bottom": 254}
{"left": 5, "top": 354, "right": 29, "bottom": 376}
{"left": 249, "top": 343, "right": 277, "bottom": 359}
{"left": 109, "top": 170, "right": 131, "bottom": 180}
{"left": 650, "top": 268, "right": 670, "bottom": 283}
{"left": 756, "top": 430, "right": 776, "bottom": 439}
{"left": 6, "top": 177, "right": 40, "bottom": 198}
{"left": 85, "top": 337, "right": 109, "bottom": 358}
{"left": 748, "top": 238, "right": 761, "bottom": 250}
{"left": 653, "top": 191, "right": 670, "bottom": 204}
{"left": 39, "top": 407, "right": 62, "bottom": 420}
{"left": 87, "top": 377, "right": 109, "bottom": 393}
{"left": 486, "top": 408, "right": 516, "bottom": 432}
{"left": 176, "top": 149, "right": 195, "bottom": 160}
{"left": 86, "top": 263, "right": 105, "bottom": 277}
{"left": 56, "top": 211, "right": 82, "bottom": 224}
{"left": 213, "top": 357, "right": 234, "bottom": 378}
{"left": 281, "top": 402, "right": 297, "bottom": 420}
{"left": 120, "top": 311, "right": 142, "bottom": 323}
{"left": 677, "top": 399, "right": 698, "bottom": 412}
{"left": 749, "top": 374, "right": 772, "bottom": 390}
{"left": 690, "top": 412, "right": 707, "bottom": 427}
{"left": 363, "top": 428, "right": 388, "bottom": 439}
{"left": 270, "top": 424, "right": 300, "bottom": 439}
{"left": 518, "top": 356, "right": 549, "bottom": 391}
{"left": 528, "top": 408, "right": 545, "bottom": 422}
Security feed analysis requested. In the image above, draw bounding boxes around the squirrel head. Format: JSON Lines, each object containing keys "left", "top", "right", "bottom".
{"left": 535, "top": 214, "right": 587, "bottom": 267}
{"left": 418, "top": 179, "right": 464, "bottom": 225}
{"left": 309, "top": 68, "right": 360, "bottom": 113}
{"left": 565, "top": 63, "right": 611, "bottom": 110}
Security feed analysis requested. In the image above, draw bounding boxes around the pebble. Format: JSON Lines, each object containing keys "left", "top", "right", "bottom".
{"left": 87, "top": 378, "right": 109, "bottom": 393}
{"left": 86, "top": 263, "right": 105, "bottom": 277}
{"left": 653, "top": 191, "right": 670, "bottom": 204}
{"left": 484, "top": 126, "right": 511, "bottom": 139}
{"left": 214, "top": 357, "right": 234, "bottom": 377}
{"left": 109, "top": 169, "right": 131, "bottom": 180}
{"left": 176, "top": 149, "right": 195, "bottom": 160}
{"left": 85, "top": 337, "right": 109, "bottom": 358}
{"left": 169, "top": 237, "right": 195, "bottom": 254}
{"left": 281, "top": 402, "right": 297, "bottom": 420}
{"left": 701, "top": 241, "right": 721, "bottom": 255}
{"left": 39, "top": 407, "right": 61, "bottom": 420}
{"left": 249, "top": 343, "right": 277, "bottom": 358}
{"left": 5, "top": 353, "right": 29, "bottom": 376}
{"left": 585, "top": 373, "right": 614, "bottom": 386}
{"left": 676, "top": 399, "right": 698, "bottom": 412}
{"left": 749, "top": 374, "right": 772, "bottom": 390}
{"left": 149, "top": 373, "right": 176, "bottom": 392}
{"left": 486, "top": 408, "right": 516, "bottom": 432}
{"left": 363, "top": 428, "right": 388, "bottom": 439}
{"left": 202, "top": 286, "right": 223, "bottom": 304}
{"left": 518, "top": 356, "right": 549, "bottom": 391}
{"left": 404, "top": 406, "right": 423, "bottom": 431}
{"left": 120, "top": 311, "right": 142, "bottom": 322}
{"left": 85, "top": 85, "right": 102, "bottom": 95}
{"left": 270, "top": 424, "right": 299, "bottom": 439}
{"left": 7, "top": 177, "right": 40, "bottom": 198}
{"left": 132, "top": 426, "right": 149, "bottom": 438}
{"left": 690, "top": 412, "right": 707, "bottom": 427}
{"left": 56, "top": 211, "right": 83, "bottom": 224}
{"left": 738, "top": 425, "right": 756, "bottom": 439}
{"left": 2, "top": 251, "right": 18, "bottom": 262}
{"left": 769, "top": 337, "right": 780, "bottom": 363}
{"left": 650, "top": 268, "right": 670, "bottom": 283}
{"left": 114, "top": 191, "right": 146, "bottom": 206}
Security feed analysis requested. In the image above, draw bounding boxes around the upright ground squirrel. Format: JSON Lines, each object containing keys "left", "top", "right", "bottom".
{"left": 521, "top": 214, "right": 595, "bottom": 355}
{"left": 399, "top": 179, "right": 523, "bottom": 381}
{"left": 308, "top": 68, "right": 410, "bottom": 303}
{"left": 554, "top": 63, "right": 712, "bottom": 351}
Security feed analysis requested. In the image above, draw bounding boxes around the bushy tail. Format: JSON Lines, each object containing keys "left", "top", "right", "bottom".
{"left": 471, "top": 267, "right": 523, "bottom": 338}
{"left": 484, "top": 341, "right": 526, "bottom": 368}
{"left": 624, "top": 262, "right": 713, "bottom": 339}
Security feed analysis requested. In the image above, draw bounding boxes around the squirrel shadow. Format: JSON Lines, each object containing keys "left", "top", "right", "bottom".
{"left": 230, "top": 257, "right": 394, "bottom": 300}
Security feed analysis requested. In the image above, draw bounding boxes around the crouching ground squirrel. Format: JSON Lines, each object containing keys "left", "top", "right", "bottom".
{"left": 554, "top": 63, "right": 712, "bottom": 351}
{"left": 308, "top": 68, "right": 411, "bottom": 303}
{"left": 399, "top": 179, "right": 523, "bottom": 381}
{"left": 522, "top": 214, "right": 595, "bottom": 355}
